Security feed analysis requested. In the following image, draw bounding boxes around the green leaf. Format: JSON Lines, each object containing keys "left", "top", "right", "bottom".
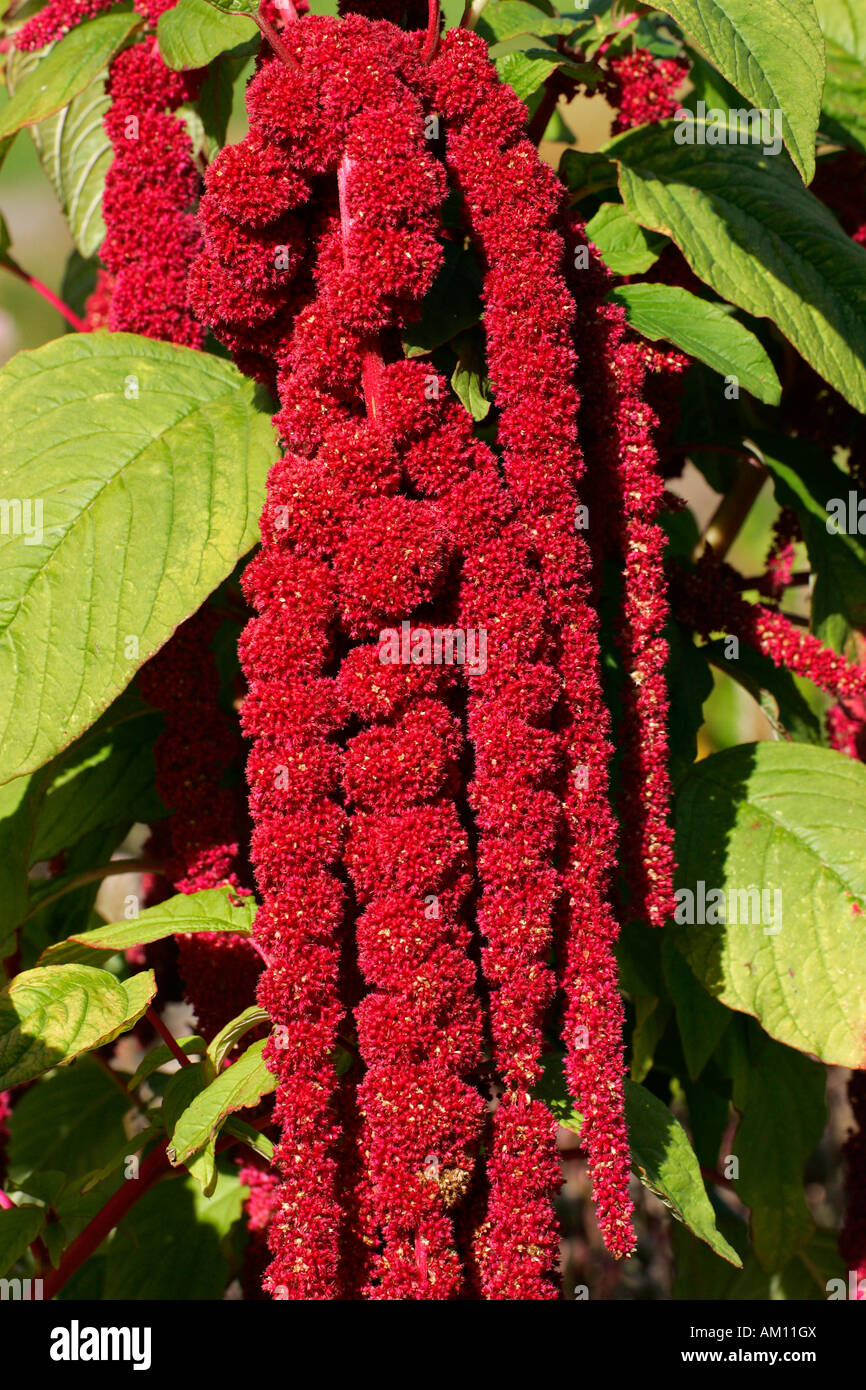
{"left": 6, "top": 1056, "right": 131, "bottom": 1185}
{"left": 624, "top": 1078, "right": 741, "bottom": 1266}
{"left": 609, "top": 283, "right": 781, "bottom": 406}
{"left": 495, "top": 49, "right": 561, "bottom": 102}
{"left": 223, "top": 1115, "right": 274, "bottom": 1162}
{"left": 559, "top": 147, "right": 619, "bottom": 198}
{"left": 536, "top": 1051, "right": 740, "bottom": 1265}
{"left": 0, "top": 965, "right": 156, "bottom": 1089}
{"left": 0, "top": 13, "right": 141, "bottom": 140}
{"left": 126, "top": 1036, "right": 206, "bottom": 1092}
{"left": 673, "top": 741, "right": 866, "bottom": 1067}
{"left": 0, "top": 1205, "right": 44, "bottom": 1276}
{"left": 103, "top": 1166, "right": 245, "bottom": 1298}
{"left": 662, "top": 937, "right": 731, "bottom": 1080}
{"left": 585, "top": 202, "right": 666, "bottom": 275}
{"left": 402, "top": 240, "right": 482, "bottom": 358}
{"left": 6, "top": 48, "right": 113, "bottom": 259}
{"left": 79, "top": 1124, "right": 163, "bottom": 1192}
{"left": 39, "top": 886, "right": 256, "bottom": 967}
{"left": 475, "top": 1, "right": 585, "bottom": 43}
{"left": 817, "top": 0, "right": 866, "bottom": 150}
{"left": 167, "top": 1037, "right": 276, "bottom": 1165}
{"left": 158, "top": 0, "right": 257, "bottom": 69}
{"left": 659, "top": 0, "right": 824, "bottom": 182}
{"left": 725, "top": 1030, "right": 825, "bottom": 1271}
{"left": 451, "top": 355, "right": 491, "bottom": 422}
{"left": 206, "top": 1005, "right": 268, "bottom": 1076}
{"left": 161, "top": 1063, "right": 217, "bottom": 1194}
{"left": 200, "top": 0, "right": 259, "bottom": 14}
{"left": 0, "top": 331, "right": 279, "bottom": 783}
{"left": 701, "top": 637, "right": 823, "bottom": 743}
{"left": 609, "top": 121, "right": 866, "bottom": 411}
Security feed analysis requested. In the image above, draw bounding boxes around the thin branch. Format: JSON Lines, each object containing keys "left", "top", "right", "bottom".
{"left": 421, "top": 0, "right": 441, "bottom": 62}
{"left": 20, "top": 857, "right": 162, "bottom": 924}
{"left": 146, "top": 1008, "right": 193, "bottom": 1068}
{"left": 1, "top": 257, "right": 87, "bottom": 332}
{"left": 255, "top": 12, "right": 301, "bottom": 69}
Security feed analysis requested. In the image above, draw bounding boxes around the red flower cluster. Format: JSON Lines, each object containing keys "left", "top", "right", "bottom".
{"left": 15, "top": 0, "right": 117, "bottom": 50}
{"left": 138, "top": 609, "right": 259, "bottom": 1039}
{"left": 604, "top": 47, "right": 689, "bottom": 133}
{"left": 101, "top": 34, "right": 203, "bottom": 346}
{"left": 432, "top": 28, "right": 635, "bottom": 1268}
{"left": 677, "top": 556, "right": 866, "bottom": 701}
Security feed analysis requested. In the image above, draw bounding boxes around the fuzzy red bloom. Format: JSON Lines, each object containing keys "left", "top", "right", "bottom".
{"left": 15, "top": 0, "right": 116, "bottom": 50}
{"left": 605, "top": 47, "right": 689, "bottom": 132}
{"left": 677, "top": 556, "right": 866, "bottom": 700}
{"left": 434, "top": 29, "right": 635, "bottom": 1269}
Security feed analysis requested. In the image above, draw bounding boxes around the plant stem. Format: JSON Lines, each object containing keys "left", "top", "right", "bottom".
{"left": 42, "top": 1140, "right": 173, "bottom": 1300}
{"left": 421, "top": 0, "right": 441, "bottom": 61}
{"left": 146, "top": 1007, "right": 193, "bottom": 1068}
{"left": 337, "top": 152, "right": 385, "bottom": 421}
{"left": 1, "top": 257, "right": 87, "bottom": 332}
{"left": 693, "top": 450, "right": 768, "bottom": 563}
{"left": 19, "top": 857, "right": 162, "bottom": 924}
{"left": 0, "top": 1188, "right": 13, "bottom": 1210}
{"left": 526, "top": 81, "right": 560, "bottom": 145}
{"left": 255, "top": 12, "right": 301, "bottom": 69}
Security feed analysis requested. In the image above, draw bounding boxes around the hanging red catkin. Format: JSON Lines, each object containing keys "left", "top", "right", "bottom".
{"left": 573, "top": 248, "right": 684, "bottom": 931}
{"left": 431, "top": 29, "right": 636, "bottom": 1268}
{"left": 193, "top": 12, "right": 488, "bottom": 1298}
{"left": 675, "top": 555, "right": 866, "bottom": 701}
{"left": 14, "top": 0, "right": 117, "bottom": 49}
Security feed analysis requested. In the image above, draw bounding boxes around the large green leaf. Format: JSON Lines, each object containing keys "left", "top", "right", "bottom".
{"left": 0, "top": 331, "right": 278, "bottom": 783}
{"left": 39, "top": 886, "right": 257, "bottom": 967}
{"left": 608, "top": 121, "right": 866, "bottom": 411}
{"left": 161, "top": 1062, "right": 217, "bottom": 1195}
{"left": 0, "top": 1205, "right": 44, "bottom": 1276}
{"left": 103, "top": 1166, "right": 245, "bottom": 1299}
{"left": 158, "top": 0, "right": 257, "bottom": 69}
{"left": 206, "top": 1005, "right": 269, "bottom": 1074}
{"left": 0, "top": 965, "right": 156, "bottom": 1089}
{"left": 167, "top": 1037, "right": 275, "bottom": 1165}
{"left": 6, "top": 1055, "right": 130, "bottom": 1184}
{"left": 662, "top": 937, "right": 730, "bottom": 1081}
{"left": 7, "top": 48, "right": 113, "bottom": 259}
{"left": 624, "top": 1078, "right": 741, "bottom": 1266}
{"left": 0, "top": 13, "right": 141, "bottom": 140}
{"left": 475, "top": 1, "right": 586, "bottom": 43}
{"left": 609, "top": 283, "right": 781, "bottom": 404}
{"left": 673, "top": 741, "right": 866, "bottom": 1067}
{"left": 723, "top": 1027, "right": 825, "bottom": 1271}
{"left": 817, "top": 0, "right": 866, "bottom": 150}
{"left": 659, "top": 0, "right": 825, "bottom": 182}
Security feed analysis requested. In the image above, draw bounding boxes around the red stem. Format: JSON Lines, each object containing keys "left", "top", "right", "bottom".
{"left": 146, "top": 1007, "right": 193, "bottom": 1068}
{"left": 0, "top": 1188, "right": 13, "bottom": 1211}
{"left": 526, "top": 81, "right": 560, "bottom": 145}
{"left": 42, "top": 1140, "right": 173, "bottom": 1299}
{"left": 421, "top": 0, "right": 441, "bottom": 62}
{"left": 255, "top": 12, "right": 301, "bottom": 69}
{"left": 2, "top": 257, "right": 87, "bottom": 332}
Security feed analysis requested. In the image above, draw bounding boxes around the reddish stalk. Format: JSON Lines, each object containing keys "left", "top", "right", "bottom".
{"left": 1, "top": 257, "right": 87, "bottom": 332}
{"left": 0, "top": 1189, "right": 13, "bottom": 1211}
{"left": 421, "top": 0, "right": 441, "bottom": 61}
{"left": 146, "top": 1007, "right": 193, "bottom": 1068}
{"left": 255, "top": 12, "right": 301, "bottom": 69}
{"left": 337, "top": 152, "right": 385, "bottom": 420}
{"left": 42, "top": 1140, "right": 173, "bottom": 1299}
